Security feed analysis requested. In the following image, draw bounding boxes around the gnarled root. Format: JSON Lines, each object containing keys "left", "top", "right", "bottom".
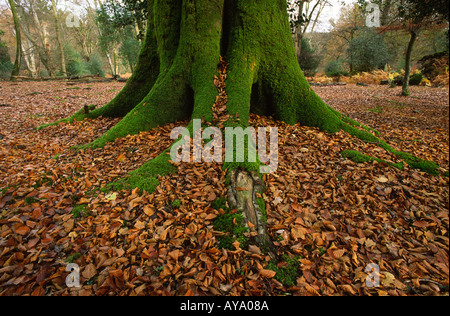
{"left": 227, "top": 168, "right": 276, "bottom": 258}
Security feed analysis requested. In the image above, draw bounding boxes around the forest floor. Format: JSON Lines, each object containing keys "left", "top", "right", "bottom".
{"left": 0, "top": 81, "right": 448, "bottom": 296}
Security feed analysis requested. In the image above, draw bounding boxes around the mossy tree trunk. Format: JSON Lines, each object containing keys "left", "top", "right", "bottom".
{"left": 42, "top": 0, "right": 442, "bottom": 252}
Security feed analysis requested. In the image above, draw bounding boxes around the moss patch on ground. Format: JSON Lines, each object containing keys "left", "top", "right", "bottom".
{"left": 256, "top": 197, "right": 267, "bottom": 223}
{"left": 212, "top": 197, "right": 250, "bottom": 250}
{"left": 72, "top": 204, "right": 90, "bottom": 219}
{"left": 267, "top": 254, "right": 301, "bottom": 287}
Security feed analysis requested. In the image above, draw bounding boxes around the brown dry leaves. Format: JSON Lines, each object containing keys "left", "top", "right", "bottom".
{"left": 0, "top": 81, "right": 448, "bottom": 296}
{"left": 258, "top": 85, "right": 449, "bottom": 296}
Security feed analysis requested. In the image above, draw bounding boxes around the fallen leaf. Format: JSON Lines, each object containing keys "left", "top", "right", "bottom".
{"left": 82, "top": 264, "right": 97, "bottom": 280}
{"left": 63, "top": 219, "right": 74, "bottom": 233}
{"left": 381, "top": 272, "right": 395, "bottom": 287}
{"left": 106, "top": 192, "right": 117, "bottom": 201}
{"left": 413, "top": 221, "right": 430, "bottom": 228}
{"left": 15, "top": 225, "right": 30, "bottom": 236}
{"left": 260, "top": 269, "right": 276, "bottom": 278}
{"left": 143, "top": 205, "right": 155, "bottom": 217}
{"left": 248, "top": 245, "right": 262, "bottom": 255}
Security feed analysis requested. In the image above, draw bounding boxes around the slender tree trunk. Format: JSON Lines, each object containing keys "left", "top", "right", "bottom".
{"left": 8, "top": 0, "right": 21, "bottom": 81}
{"left": 113, "top": 47, "right": 118, "bottom": 78}
{"left": 105, "top": 53, "right": 114, "bottom": 77}
{"left": 29, "top": 3, "right": 54, "bottom": 77}
{"left": 21, "top": 39, "right": 38, "bottom": 78}
{"left": 51, "top": 0, "right": 66, "bottom": 76}
{"left": 295, "top": 1, "right": 305, "bottom": 62}
{"left": 402, "top": 30, "right": 418, "bottom": 96}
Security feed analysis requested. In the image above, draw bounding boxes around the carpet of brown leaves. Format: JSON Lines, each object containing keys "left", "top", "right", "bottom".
{"left": 0, "top": 81, "right": 448, "bottom": 296}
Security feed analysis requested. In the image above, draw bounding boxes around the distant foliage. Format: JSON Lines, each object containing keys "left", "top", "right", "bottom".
{"left": 64, "top": 44, "right": 87, "bottom": 76}
{"left": 86, "top": 55, "right": 106, "bottom": 77}
{"left": 419, "top": 51, "right": 449, "bottom": 80}
{"left": 409, "top": 72, "right": 424, "bottom": 85}
{"left": 299, "top": 38, "right": 321, "bottom": 77}
{"left": 325, "top": 60, "right": 347, "bottom": 78}
{"left": 119, "top": 27, "right": 141, "bottom": 71}
{"left": 0, "top": 30, "right": 13, "bottom": 79}
{"left": 64, "top": 45, "right": 105, "bottom": 77}
{"left": 347, "top": 29, "right": 390, "bottom": 73}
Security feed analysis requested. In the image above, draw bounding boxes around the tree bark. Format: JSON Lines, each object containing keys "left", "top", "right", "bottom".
{"left": 402, "top": 30, "right": 418, "bottom": 96}
{"left": 51, "top": 0, "right": 66, "bottom": 76}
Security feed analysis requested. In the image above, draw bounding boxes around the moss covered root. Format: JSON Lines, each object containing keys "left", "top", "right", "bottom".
{"left": 341, "top": 123, "right": 441, "bottom": 176}
{"left": 341, "top": 150, "right": 405, "bottom": 170}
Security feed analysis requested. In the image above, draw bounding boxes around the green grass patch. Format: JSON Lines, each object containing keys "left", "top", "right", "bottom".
{"left": 72, "top": 204, "right": 90, "bottom": 219}
{"left": 66, "top": 252, "right": 82, "bottom": 263}
{"left": 24, "top": 196, "right": 39, "bottom": 205}
{"left": 267, "top": 255, "right": 301, "bottom": 287}
{"left": 171, "top": 199, "right": 181, "bottom": 208}
{"left": 32, "top": 174, "right": 54, "bottom": 189}
{"left": 214, "top": 212, "right": 249, "bottom": 250}
{"left": 368, "top": 107, "right": 383, "bottom": 114}
{"left": 212, "top": 197, "right": 250, "bottom": 250}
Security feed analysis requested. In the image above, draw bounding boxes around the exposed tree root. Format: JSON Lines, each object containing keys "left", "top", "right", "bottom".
{"left": 227, "top": 168, "right": 276, "bottom": 258}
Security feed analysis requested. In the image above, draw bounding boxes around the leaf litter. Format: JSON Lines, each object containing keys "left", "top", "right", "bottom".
{"left": 0, "top": 81, "right": 448, "bottom": 296}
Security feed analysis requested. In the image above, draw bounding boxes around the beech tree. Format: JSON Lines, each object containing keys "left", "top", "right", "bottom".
{"left": 40, "top": 0, "right": 441, "bottom": 250}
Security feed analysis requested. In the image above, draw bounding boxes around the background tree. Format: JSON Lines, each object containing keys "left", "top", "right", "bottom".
{"left": 71, "top": 1, "right": 101, "bottom": 61}
{"left": 288, "top": 0, "right": 330, "bottom": 63}
{"left": 6, "top": 0, "right": 21, "bottom": 80}
{"left": 396, "top": 0, "right": 449, "bottom": 96}
{"left": 359, "top": 0, "right": 449, "bottom": 95}
{"left": 15, "top": 0, "right": 56, "bottom": 77}
{"left": 96, "top": 0, "right": 144, "bottom": 77}
{"left": 119, "top": 27, "right": 140, "bottom": 73}
{"left": 328, "top": 3, "right": 365, "bottom": 73}
{"left": 298, "top": 37, "right": 321, "bottom": 76}
{"left": 325, "top": 60, "right": 346, "bottom": 80}
{"left": 50, "top": 0, "right": 66, "bottom": 76}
